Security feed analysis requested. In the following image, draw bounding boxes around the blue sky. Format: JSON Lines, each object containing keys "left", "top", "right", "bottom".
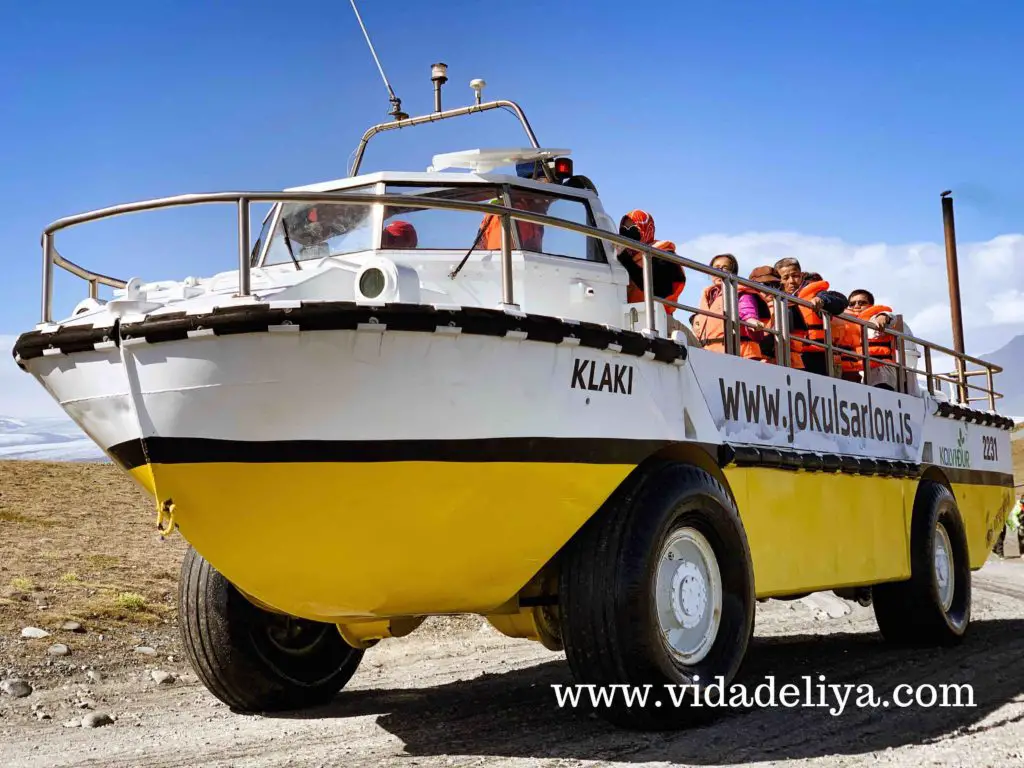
{"left": 2, "top": 0, "right": 1022, "bottom": 351}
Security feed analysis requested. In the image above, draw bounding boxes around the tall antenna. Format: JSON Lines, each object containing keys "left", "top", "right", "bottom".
{"left": 349, "top": 0, "right": 408, "bottom": 120}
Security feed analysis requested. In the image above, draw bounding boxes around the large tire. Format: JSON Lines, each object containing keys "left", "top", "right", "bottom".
{"left": 872, "top": 480, "right": 970, "bottom": 646}
{"left": 178, "top": 546, "right": 363, "bottom": 712}
{"left": 558, "top": 462, "right": 755, "bottom": 730}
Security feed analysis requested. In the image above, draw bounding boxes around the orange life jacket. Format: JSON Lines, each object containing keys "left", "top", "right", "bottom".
{"left": 833, "top": 315, "right": 863, "bottom": 375}
{"left": 692, "top": 284, "right": 770, "bottom": 360}
{"left": 794, "top": 280, "right": 843, "bottom": 373}
{"left": 480, "top": 214, "right": 544, "bottom": 251}
{"left": 625, "top": 240, "right": 686, "bottom": 314}
{"left": 852, "top": 305, "right": 895, "bottom": 369}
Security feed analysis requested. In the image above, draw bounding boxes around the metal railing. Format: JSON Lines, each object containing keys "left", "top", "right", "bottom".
{"left": 37, "top": 189, "right": 1003, "bottom": 411}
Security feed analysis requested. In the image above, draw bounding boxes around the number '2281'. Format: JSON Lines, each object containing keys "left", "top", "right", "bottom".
{"left": 982, "top": 435, "right": 999, "bottom": 462}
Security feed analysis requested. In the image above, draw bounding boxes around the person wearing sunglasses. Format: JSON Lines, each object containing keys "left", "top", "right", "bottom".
{"left": 847, "top": 289, "right": 898, "bottom": 389}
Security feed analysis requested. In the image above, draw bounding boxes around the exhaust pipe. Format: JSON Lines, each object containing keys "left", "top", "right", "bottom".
{"left": 941, "top": 190, "right": 968, "bottom": 403}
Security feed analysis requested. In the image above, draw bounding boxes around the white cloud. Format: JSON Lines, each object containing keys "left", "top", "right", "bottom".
{"left": 677, "top": 232, "right": 1024, "bottom": 357}
{"left": 0, "top": 335, "right": 66, "bottom": 419}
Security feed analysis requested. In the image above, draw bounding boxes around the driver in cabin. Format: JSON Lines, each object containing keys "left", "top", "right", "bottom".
{"left": 479, "top": 160, "right": 552, "bottom": 251}
{"left": 617, "top": 210, "right": 686, "bottom": 310}
{"left": 381, "top": 220, "right": 418, "bottom": 248}
{"left": 774, "top": 257, "right": 849, "bottom": 377}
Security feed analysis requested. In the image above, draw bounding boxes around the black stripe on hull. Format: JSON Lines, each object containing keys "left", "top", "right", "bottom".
{"left": 938, "top": 466, "right": 1015, "bottom": 488}
{"left": 108, "top": 436, "right": 675, "bottom": 471}
{"left": 105, "top": 437, "right": 1015, "bottom": 489}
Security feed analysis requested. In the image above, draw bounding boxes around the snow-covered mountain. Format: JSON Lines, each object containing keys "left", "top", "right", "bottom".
{"left": 0, "top": 415, "right": 107, "bottom": 462}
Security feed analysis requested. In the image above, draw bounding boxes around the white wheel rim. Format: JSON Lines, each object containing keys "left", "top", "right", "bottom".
{"left": 655, "top": 527, "right": 723, "bottom": 665}
{"left": 934, "top": 522, "right": 954, "bottom": 612}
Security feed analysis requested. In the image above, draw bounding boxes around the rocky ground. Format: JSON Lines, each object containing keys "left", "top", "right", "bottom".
{"left": 2, "top": 461, "right": 1024, "bottom": 767}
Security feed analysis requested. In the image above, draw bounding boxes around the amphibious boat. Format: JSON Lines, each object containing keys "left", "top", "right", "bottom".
{"left": 12, "top": 66, "right": 1015, "bottom": 729}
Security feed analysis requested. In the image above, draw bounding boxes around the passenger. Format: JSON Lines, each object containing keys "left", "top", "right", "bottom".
{"left": 480, "top": 160, "right": 551, "bottom": 251}
{"left": 381, "top": 220, "right": 418, "bottom": 248}
{"left": 800, "top": 273, "right": 859, "bottom": 382}
{"left": 747, "top": 266, "right": 804, "bottom": 368}
{"left": 774, "top": 258, "right": 849, "bottom": 377}
{"left": 848, "top": 289, "right": 897, "bottom": 390}
{"left": 617, "top": 211, "right": 686, "bottom": 312}
{"left": 624, "top": 236, "right": 687, "bottom": 314}
{"left": 691, "top": 254, "right": 770, "bottom": 360}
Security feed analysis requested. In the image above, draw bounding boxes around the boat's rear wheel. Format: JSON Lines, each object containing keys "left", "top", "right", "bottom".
{"left": 872, "top": 480, "right": 971, "bottom": 645}
{"left": 178, "top": 546, "right": 363, "bottom": 713}
{"left": 558, "top": 461, "right": 755, "bottom": 730}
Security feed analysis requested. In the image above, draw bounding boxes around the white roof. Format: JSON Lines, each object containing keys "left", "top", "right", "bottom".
{"left": 428, "top": 147, "right": 571, "bottom": 173}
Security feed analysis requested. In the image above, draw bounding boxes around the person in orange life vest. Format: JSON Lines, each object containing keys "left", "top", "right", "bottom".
{"left": 479, "top": 160, "right": 551, "bottom": 251}
{"left": 774, "top": 258, "right": 849, "bottom": 377}
{"left": 848, "top": 289, "right": 899, "bottom": 390}
{"left": 801, "top": 271, "right": 860, "bottom": 382}
{"left": 381, "top": 220, "right": 418, "bottom": 249}
{"left": 617, "top": 210, "right": 686, "bottom": 311}
{"left": 690, "top": 254, "right": 770, "bottom": 360}
{"left": 746, "top": 265, "right": 805, "bottom": 368}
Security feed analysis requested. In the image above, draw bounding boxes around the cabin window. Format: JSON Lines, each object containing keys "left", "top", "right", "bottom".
{"left": 263, "top": 186, "right": 375, "bottom": 264}
{"left": 381, "top": 185, "right": 504, "bottom": 250}
{"left": 506, "top": 189, "right": 605, "bottom": 262}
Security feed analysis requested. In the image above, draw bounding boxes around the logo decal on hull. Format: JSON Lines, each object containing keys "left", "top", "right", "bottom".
{"left": 571, "top": 359, "right": 635, "bottom": 395}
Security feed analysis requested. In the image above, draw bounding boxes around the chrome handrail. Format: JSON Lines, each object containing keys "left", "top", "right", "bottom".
{"left": 348, "top": 99, "right": 542, "bottom": 177}
{"left": 36, "top": 188, "right": 1003, "bottom": 411}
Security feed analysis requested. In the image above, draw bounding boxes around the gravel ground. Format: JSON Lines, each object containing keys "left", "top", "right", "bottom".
{"left": 2, "top": 559, "right": 1023, "bottom": 768}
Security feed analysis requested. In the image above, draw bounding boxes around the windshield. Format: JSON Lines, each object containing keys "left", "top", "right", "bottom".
{"left": 263, "top": 186, "right": 375, "bottom": 265}
{"left": 382, "top": 183, "right": 603, "bottom": 261}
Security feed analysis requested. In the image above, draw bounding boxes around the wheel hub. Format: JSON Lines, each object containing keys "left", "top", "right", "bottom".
{"left": 655, "top": 527, "right": 723, "bottom": 664}
{"left": 934, "top": 522, "right": 954, "bottom": 612}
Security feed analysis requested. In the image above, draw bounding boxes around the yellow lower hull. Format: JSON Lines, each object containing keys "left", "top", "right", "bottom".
{"left": 132, "top": 459, "right": 1013, "bottom": 622}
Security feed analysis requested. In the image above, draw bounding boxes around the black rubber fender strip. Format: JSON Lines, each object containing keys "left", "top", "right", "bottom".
{"left": 13, "top": 302, "right": 687, "bottom": 365}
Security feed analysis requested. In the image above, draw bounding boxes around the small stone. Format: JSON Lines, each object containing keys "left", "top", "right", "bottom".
{"left": 35, "top": 711, "right": 51, "bottom": 721}
{"left": 82, "top": 712, "right": 113, "bottom": 728}
{"left": 47, "top": 644, "right": 70, "bottom": 657}
{"left": 166, "top": 655, "right": 174, "bottom": 663}
{"left": 1, "top": 678, "right": 33, "bottom": 698}
{"left": 61, "top": 622, "right": 84, "bottom": 633}
{"left": 32, "top": 702, "right": 43, "bottom": 711}
{"left": 134, "top": 646, "right": 157, "bottom": 656}
{"left": 77, "top": 700, "right": 95, "bottom": 710}
{"left": 150, "top": 670, "right": 175, "bottom": 685}
{"left": 63, "top": 719, "right": 81, "bottom": 728}
{"left": 86, "top": 670, "right": 104, "bottom": 683}
{"left": 21, "top": 627, "right": 50, "bottom": 639}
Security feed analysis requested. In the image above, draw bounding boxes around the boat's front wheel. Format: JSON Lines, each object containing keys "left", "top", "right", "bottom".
{"left": 178, "top": 546, "right": 363, "bottom": 712}
{"left": 558, "top": 462, "right": 755, "bottom": 730}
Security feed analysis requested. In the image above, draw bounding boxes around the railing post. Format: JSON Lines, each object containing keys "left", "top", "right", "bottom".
{"left": 88, "top": 279, "right": 98, "bottom": 300}
{"left": 641, "top": 250, "right": 656, "bottom": 334}
{"left": 41, "top": 233, "right": 55, "bottom": 324}
{"left": 924, "top": 347, "right": 935, "bottom": 395}
{"left": 773, "top": 295, "right": 789, "bottom": 366}
{"left": 722, "top": 279, "right": 739, "bottom": 356}
{"left": 896, "top": 334, "right": 907, "bottom": 394}
{"left": 500, "top": 214, "right": 516, "bottom": 308}
{"left": 823, "top": 314, "right": 835, "bottom": 377}
{"left": 861, "top": 323, "right": 871, "bottom": 384}
{"left": 237, "top": 197, "right": 251, "bottom": 297}
{"left": 986, "top": 367, "right": 996, "bottom": 411}
{"left": 955, "top": 358, "right": 968, "bottom": 405}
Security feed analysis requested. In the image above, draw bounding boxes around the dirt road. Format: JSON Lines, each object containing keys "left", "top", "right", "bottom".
{"left": 3, "top": 558, "right": 1024, "bottom": 768}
